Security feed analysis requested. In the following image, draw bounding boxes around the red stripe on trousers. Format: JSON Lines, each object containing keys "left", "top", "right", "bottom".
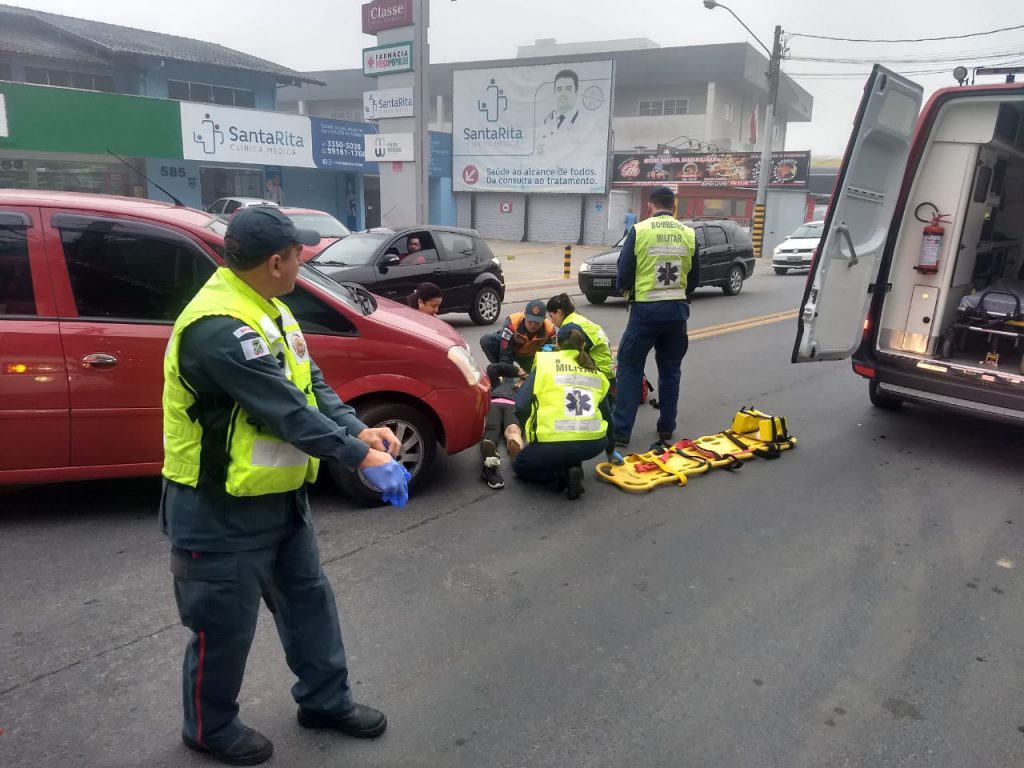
{"left": 195, "top": 629, "right": 206, "bottom": 745}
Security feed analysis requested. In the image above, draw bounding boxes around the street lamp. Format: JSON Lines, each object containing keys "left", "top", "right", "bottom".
{"left": 704, "top": 0, "right": 783, "bottom": 259}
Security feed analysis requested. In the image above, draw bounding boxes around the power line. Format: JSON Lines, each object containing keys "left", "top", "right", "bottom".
{"left": 788, "top": 57, "right": 1024, "bottom": 80}
{"left": 790, "top": 47, "right": 1024, "bottom": 66}
{"left": 789, "top": 22, "right": 1024, "bottom": 44}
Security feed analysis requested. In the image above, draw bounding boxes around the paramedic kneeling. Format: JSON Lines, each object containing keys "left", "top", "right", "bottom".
{"left": 613, "top": 186, "right": 699, "bottom": 446}
{"left": 514, "top": 326, "right": 611, "bottom": 499}
{"left": 160, "top": 206, "right": 405, "bottom": 766}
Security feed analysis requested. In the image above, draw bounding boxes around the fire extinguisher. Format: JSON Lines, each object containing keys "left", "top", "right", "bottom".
{"left": 914, "top": 202, "right": 950, "bottom": 274}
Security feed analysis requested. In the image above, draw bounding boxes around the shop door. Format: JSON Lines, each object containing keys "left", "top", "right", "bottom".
{"left": 364, "top": 176, "right": 381, "bottom": 229}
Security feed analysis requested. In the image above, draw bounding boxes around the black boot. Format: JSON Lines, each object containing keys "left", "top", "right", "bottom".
{"left": 297, "top": 703, "right": 388, "bottom": 738}
{"left": 565, "top": 465, "right": 585, "bottom": 500}
{"left": 182, "top": 725, "right": 273, "bottom": 766}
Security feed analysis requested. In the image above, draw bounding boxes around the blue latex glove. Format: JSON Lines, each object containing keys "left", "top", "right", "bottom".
{"left": 362, "top": 461, "right": 412, "bottom": 507}
{"left": 606, "top": 449, "right": 625, "bottom": 465}
{"left": 540, "top": 344, "right": 555, "bottom": 352}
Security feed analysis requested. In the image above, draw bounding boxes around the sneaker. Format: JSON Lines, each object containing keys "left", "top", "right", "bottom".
{"left": 482, "top": 456, "right": 504, "bottom": 489}
{"left": 614, "top": 434, "right": 631, "bottom": 447}
{"left": 658, "top": 431, "right": 674, "bottom": 442}
{"left": 565, "top": 466, "right": 585, "bottom": 500}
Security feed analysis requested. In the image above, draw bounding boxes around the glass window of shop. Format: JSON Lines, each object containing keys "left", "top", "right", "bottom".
{"left": 700, "top": 198, "right": 748, "bottom": 218}
{"left": 198, "top": 166, "right": 265, "bottom": 209}
{"left": 0, "top": 155, "right": 146, "bottom": 197}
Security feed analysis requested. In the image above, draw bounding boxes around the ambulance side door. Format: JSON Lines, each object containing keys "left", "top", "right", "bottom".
{"left": 792, "top": 66, "right": 923, "bottom": 362}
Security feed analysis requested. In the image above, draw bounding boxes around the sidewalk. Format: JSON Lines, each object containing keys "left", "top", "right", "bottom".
{"left": 488, "top": 240, "right": 608, "bottom": 299}
{"left": 491, "top": 239, "right": 781, "bottom": 299}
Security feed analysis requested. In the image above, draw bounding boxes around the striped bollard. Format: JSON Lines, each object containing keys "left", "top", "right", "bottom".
{"left": 752, "top": 204, "right": 766, "bottom": 259}
{"left": 563, "top": 244, "right": 572, "bottom": 279}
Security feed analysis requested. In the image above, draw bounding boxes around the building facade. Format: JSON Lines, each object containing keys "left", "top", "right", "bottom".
{"left": 278, "top": 39, "right": 814, "bottom": 246}
{"left": 0, "top": 4, "right": 461, "bottom": 228}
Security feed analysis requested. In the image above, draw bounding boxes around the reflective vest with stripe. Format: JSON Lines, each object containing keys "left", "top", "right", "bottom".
{"left": 162, "top": 268, "right": 320, "bottom": 497}
{"left": 633, "top": 216, "right": 696, "bottom": 302}
{"left": 526, "top": 349, "right": 609, "bottom": 443}
{"left": 561, "top": 311, "right": 614, "bottom": 381}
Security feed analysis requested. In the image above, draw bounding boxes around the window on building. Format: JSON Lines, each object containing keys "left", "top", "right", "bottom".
{"left": 0, "top": 217, "right": 35, "bottom": 316}
{"left": 0, "top": 63, "right": 11, "bottom": 81}
{"left": 702, "top": 198, "right": 747, "bottom": 218}
{"left": 638, "top": 98, "right": 689, "bottom": 117}
{"left": 721, "top": 102, "right": 735, "bottom": 122}
{"left": 24, "top": 67, "right": 113, "bottom": 92}
{"left": 60, "top": 224, "right": 216, "bottom": 321}
{"left": 167, "top": 80, "right": 256, "bottom": 108}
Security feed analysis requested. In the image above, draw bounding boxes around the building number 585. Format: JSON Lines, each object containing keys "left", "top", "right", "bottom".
{"left": 160, "top": 166, "right": 187, "bottom": 177}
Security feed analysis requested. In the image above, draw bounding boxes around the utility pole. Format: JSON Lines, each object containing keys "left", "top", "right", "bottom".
{"left": 751, "top": 24, "right": 783, "bottom": 259}
{"left": 411, "top": 0, "right": 430, "bottom": 225}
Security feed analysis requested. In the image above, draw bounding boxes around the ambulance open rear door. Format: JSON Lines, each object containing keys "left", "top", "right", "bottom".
{"left": 792, "top": 65, "right": 923, "bottom": 363}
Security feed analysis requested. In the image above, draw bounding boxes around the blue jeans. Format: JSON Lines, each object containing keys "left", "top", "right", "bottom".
{"left": 613, "top": 314, "right": 689, "bottom": 438}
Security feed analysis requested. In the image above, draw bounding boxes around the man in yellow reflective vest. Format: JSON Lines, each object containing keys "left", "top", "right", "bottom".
{"left": 161, "top": 207, "right": 405, "bottom": 765}
{"left": 613, "top": 186, "right": 700, "bottom": 447}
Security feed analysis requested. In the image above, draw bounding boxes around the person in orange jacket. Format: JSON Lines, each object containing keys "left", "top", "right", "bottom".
{"left": 479, "top": 299, "right": 556, "bottom": 375}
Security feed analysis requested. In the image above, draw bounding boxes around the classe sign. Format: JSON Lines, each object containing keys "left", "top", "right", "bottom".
{"left": 362, "top": 0, "right": 411, "bottom": 34}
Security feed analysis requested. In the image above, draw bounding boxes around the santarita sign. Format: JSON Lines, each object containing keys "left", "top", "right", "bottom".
{"left": 361, "top": 0, "right": 411, "bottom": 34}
{"left": 362, "top": 42, "right": 413, "bottom": 76}
{"left": 453, "top": 60, "right": 614, "bottom": 194}
{"left": 180, "top": 102, "right": 315, "bottom": 167}
{"left": 364, "top": 133, "right": 415, "bottom": 162}
{"left": 363, "top": 87, "right": 414, "bottom": 120}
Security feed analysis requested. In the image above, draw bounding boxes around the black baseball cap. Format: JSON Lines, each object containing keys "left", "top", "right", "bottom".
{"left": 649, "top": 186, "right": 676, "bottom": 201}
{"left": 225, "top": 206, "right": 320, "bottom": 261}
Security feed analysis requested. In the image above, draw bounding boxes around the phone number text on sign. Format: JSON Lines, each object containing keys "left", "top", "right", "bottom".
{"left": 323, "top": 140, "right": 364, "bottom": 156}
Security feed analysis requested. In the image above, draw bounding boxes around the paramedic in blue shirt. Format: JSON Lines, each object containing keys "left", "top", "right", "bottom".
{"left": 613, "top": 186, "right": 700, "bottom": 446}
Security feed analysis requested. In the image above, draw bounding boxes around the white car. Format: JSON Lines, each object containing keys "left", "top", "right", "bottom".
{"left": 205, "top": 196, "right": 278, "bottom": 215}
{"left": 772, "top": 220, "right": 823, "bottom": 274}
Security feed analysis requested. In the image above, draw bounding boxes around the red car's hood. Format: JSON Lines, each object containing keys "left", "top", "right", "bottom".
{"left": 370, "top": 295, "right": 469, "bottom": 350}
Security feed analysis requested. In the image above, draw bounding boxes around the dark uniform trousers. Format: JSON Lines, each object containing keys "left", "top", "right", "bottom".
{"left": 613, "top": 313, "right": 689, "bottom": 439}
{"left": 513, "top": 436, "right": 608, "bottom": 487}
{"left": 171, "top": 522, "right": 352, "bottom": 747}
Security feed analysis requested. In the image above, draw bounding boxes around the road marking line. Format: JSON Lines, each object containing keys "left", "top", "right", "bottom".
{"left": 608, "top": 309, "right": 799, "bottom": 354}
{"left": 689, "top": 309, "right": 799, "bottom": 340}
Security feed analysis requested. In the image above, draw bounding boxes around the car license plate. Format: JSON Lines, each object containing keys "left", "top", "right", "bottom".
{"left": 788, "top": 254, "right": 804, "bottom": 262}
{"left": 593, "top": 278, "right": 612, "bottom": 287}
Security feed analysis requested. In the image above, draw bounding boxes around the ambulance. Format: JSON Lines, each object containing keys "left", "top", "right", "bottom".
{"left": 794, "top": 65, "right": 1024, "bottom": 424}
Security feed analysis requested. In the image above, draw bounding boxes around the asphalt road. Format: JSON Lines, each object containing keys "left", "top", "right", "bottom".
{"left": 3, "top": 268, "right": 1024, "bottom": 768}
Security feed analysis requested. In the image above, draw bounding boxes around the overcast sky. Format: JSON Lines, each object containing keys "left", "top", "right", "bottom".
{"left": 11, "top": 0, "right": 1024, "bottom": 156}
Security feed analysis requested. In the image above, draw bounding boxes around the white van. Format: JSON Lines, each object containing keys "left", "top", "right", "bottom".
{"left": 794, "top": 66, "right": 1024, "bottom": 424}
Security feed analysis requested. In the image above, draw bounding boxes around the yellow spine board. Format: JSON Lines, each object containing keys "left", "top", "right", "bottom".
{"left": 595, "top": 409, "right": 797, "bottom": 493}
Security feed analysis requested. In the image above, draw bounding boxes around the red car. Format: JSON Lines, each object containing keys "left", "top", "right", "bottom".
{"left": 0, "top": 190, "right": 488, "bottom": 505}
